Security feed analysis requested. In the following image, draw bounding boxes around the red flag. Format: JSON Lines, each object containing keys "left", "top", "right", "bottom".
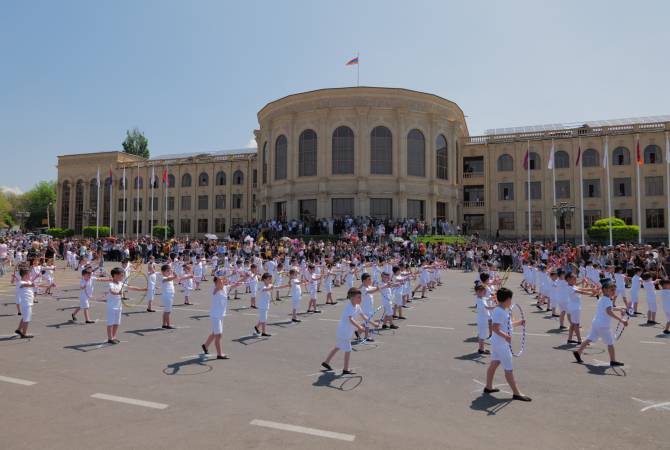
{"left": 162, "top": 168, "right": 168, "bottom": 185}
{"left": 523, "top": 149, "right": 529, "bottom": 170}
{"left": 636, "top": 140, "right": 643, "bottom": 166}
{"left": 575, "top": 146, "right": 581, "bottom": 167}
{"left": 108, "top": 166, "right": 113, "bottom": 185}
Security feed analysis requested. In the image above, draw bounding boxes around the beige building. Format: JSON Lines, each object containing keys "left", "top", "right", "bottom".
{"left": 55, "top": 87, "right": 670, "bottom": 240}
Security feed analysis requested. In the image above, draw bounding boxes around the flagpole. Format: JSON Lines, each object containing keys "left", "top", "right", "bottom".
{"left": 550, "top": 139, "right": 557, "bottom": 242}
{"left": 579, "top": 138, "right": 584, "bottom": 245}
{"left": 109, "top": 167, "right": 113, "bottom": 237}
{"left": 150, "top": 165, "right": 154, "bottom": 238}
{"left": 636, "top": 135, "right": 642, "bottom": 244}
{"left": 357, "top": 51, "right": 360, "bottom": 87}
{"left": 122, "top": 166, "right": 126, "bottom": 238}
{"left": 136, "top": 163, "right": 140, "bottom": 241}
{"left": 666, "top": 131, "right": 670, "bottom": 246}
{"left": 96, "top": 166, "right": 100, "bottom": 240}
{"left": 527, "top": 141, "right": 531, "bottom": 243}
{"left": 164, "top": 165, "right": 168, "bottom": 241}
{"left": 605, "top": 136, "right": 613, "bottom": 246}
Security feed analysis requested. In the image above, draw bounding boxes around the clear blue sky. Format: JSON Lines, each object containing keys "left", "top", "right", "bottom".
{"left": 2, "top": 0, "right": 669, "bottom": 192}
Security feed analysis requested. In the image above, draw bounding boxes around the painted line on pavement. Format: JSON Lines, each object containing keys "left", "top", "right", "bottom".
{"left": 91, "top": 393, "right": 168, "bottom": 410}
{"left": 317, "top": 318, "right": 339, "bottom": 322}
{"left": 0, "top": 375, "right": 37, "bottom": 386}
{"left": 407, "top": 324, "right": 455, "bottom": 330}
{"left": 640, "top": 340, "right": 666, "bottom": 345}
{"left": 250, "top": 419, "right": 355, "bottom": 442}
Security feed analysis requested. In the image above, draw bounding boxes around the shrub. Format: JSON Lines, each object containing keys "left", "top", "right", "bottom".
{"left": 416, "top": 235, "right": 468, "bottom": 245}
{"left": 46, "top": 228, "right": 65, "bottom": 238}
{"left": 82, "top": 226, "right": 110, "bottom": 238}
{"left": 152, "top": 225, "right": 174, "bottom": 238}
{"left": 587, "top": 217, "right": 639, "bottom": 243}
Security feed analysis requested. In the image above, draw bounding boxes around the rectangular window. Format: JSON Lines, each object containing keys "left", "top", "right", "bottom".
{"left": 615, "top": 209, "right": 633, "bottom": 225}
{"left": 232, "top": 194, "right": 243, "bottom": 209}
{"left": 167, "top": 196, "right": 175, "bottom": 211}
{"left": 181, "top": 195, "right": 191, "bottom": 210}
{"left": 646, "top": 208, "right": 665, "bottom": 228}
{"left": 583, "top": 179, "right": 600, "bottom": 198}
{"left": 613, "top": 178, "right": 632, "bottom": 197}
{"left": 436, "top": 202, "right": 447, "bottom": 221}
{"left": 117, "top": 198, "right": 128, "bottom": 212}
{"left": 215, "top": 218, "right": 226, "bottom": 233}
{"left": 407, "top": 199, "right": 425, "bottom": 220}
{"left": 463, "top": 157, "right": 484, "bottom": 174}
{"left": 167, "top": 219, "right": 174, "bottom": 231}
{"left": 198, "top": 195, "right": 208, "bottom": 210}
{"left": 299, "top": 199, "right": 317, "bottom": 221}
{"left": 464, "top": 185, "right": 484, "bottom": 202}
{"left": 645, "top": 176, "right": 663, "bottom": 196}
{"left": 370, "top": 198, "right": 393, "bottom": 219}
{"left": 117, "top": 221, "right": 123, "bottom": 233}
{"left": 498, "top": 183, "right": 514, "bottom": 201}
{"left": 180, "top": 219, "right": 191, "bottom": 234}
{"left": 150, "top": 197, "right": 159, "bottom": 211}
{"left": 215, "top": 194, "right": 225, "bottom": 209}
{"left": 464, "top": 214, "right": 485, "bottom": 230}
{"left": 252, "top": 194, "right": 256, "bottom": 215}
{"left": 275, "top": 201, "right": 286, "bottom": 220}
{"left": 332, "top": 198, "right": 354, "bottom": 218}
{"left": 132, "top": 220, "right": 142, "bottom": 234}
{"left": 555, "top": 180, "right": 570, "bottom": 199}
{"left": 583, "top": 210, "right": 601, "bottom": 228}
{"left": 197, "top": 218, "right": 208, "bottom": 233}
{"left": 524, "top": 181, "right": 541, "bottom": 200}
{"left": 133, "top": 198, "right": 143, "bottom": 212}
{"left": 524, "top": 211, "right": 542, "bottom": 230}
{"left": 498, "top": 212, "right": 515, "bottom": 230}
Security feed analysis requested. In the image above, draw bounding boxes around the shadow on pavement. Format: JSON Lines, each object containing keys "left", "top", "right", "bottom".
{"left": 163, "top": 356, "right": 213, "bottom": 376}
{"left": 454, "top": 352, "right": 487, "bottom": 364}
{"left": 232, "top": 335, "right": 269, "bottom": 346}
{"left": 312, "top": 371, "right": 363, "bottom": 391}
{"left": 64, "top": 341, "right": 114, "bottom": 352}
{"left": 470, "top": 394, "right": 513, "bottom": 415}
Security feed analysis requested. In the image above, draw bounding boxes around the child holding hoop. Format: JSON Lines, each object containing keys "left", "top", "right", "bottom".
{"left": 14, "top": 267, "right": 35, "bottom": 338}
{"left": 201, "top": 274, "right": 247, "bottom": 359}
{"left": 475, "top": 284, "right": 496, "bottom": 355}
{"left": 105, "top": 267, "right": 145, "bottom": 344}
{"left": 483, "top": 287, "right": 531, "bottom": 402}
{"left": 572, "top": 280, "right": 627, "bottom": 366}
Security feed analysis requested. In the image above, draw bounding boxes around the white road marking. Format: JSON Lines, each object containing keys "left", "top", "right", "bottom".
{"left": 0, "top": 375, "right": 37, "bottom": 386}
{"left": 91, "top": 393, "right": 168, "bottom": 410}
{"left": 169, "top": 306, "right": 209, "bottom": 313}
{"left": 516, "top": 332, "right": 552, "bottom": 337}
{"left": 640, "top": 340, "right": 666, "bottom": 345}
{"left": 250, "top": 419, "right": 355, "bottom": 442}
{"left": 318, "top": 318, "right": 339, "bottom": 322}
{"left": 407, "top": 324, "right": 455, "bottom": 330}
{"left": 242, "top": 312, "right": 279, "bottom": 318}
{"left": 632, "top": 397, "right": 670, "bottom": 412}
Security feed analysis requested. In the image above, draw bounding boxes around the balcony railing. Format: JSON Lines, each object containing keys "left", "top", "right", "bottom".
{"left": 463, "top": 201, "right": 485, "bottom": 208}
{"left": 463, "top": 171, "right": 484, "bottom": 179}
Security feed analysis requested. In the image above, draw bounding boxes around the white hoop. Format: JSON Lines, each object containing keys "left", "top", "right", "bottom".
{"left": 509, "top": 303, "right": 526, "bottom": 357}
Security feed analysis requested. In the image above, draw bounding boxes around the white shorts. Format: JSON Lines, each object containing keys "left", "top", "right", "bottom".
{"left": 147, "top": 282, "right": 156, "bottom": 301}
{"left": 210, "top": 317, "right": 223, "bottom": 334}
{"left": 393, "top": 293, "right": 403, "bottom": 306}
{"left": 586, "top": 326, "right": 614, "bottom": 346}
{"left": 630, "top": 291, "right": 639, "bottom": 304}
{"left": 79, "top": 298, "right": 90, "bottom": 310}
{"left": 336, "top": 337, "right": 352, "bottom": 352}
{"left": 568, "top": 308, "right": 581, "bottom": 324}
{"left": 383, "top": 302, "right": 393, "bottom": 316}
{"left": 663, "top": 300, "right": 670, "bottom": 318}
{"left": 647, "top": 296, "right": 657, "bottom": 313}
{"left": 558, "top": 299, "right": 569, "bottom": 312}
{"left": 491, "top": 345, "right": 513, "bottom": 371}
{"left": 20, "top": 303, "right": 32, "bottom": 322}
{"left": 161, "top": 293, "right": 174, "bottom": 312}
{"left": 106, "top": 306, "right": 122, "bottom": 325}
{"left": 257, "top": 308, "right": 268, "bottom": 323}
{"left": 291, "top": 294, "right": 301, "bottom": 310}
{"left": 615, "top": 288, "right": 625, "bottom": 299}
{"left": 477, "top": 320, "right": 489, "bottom": 340}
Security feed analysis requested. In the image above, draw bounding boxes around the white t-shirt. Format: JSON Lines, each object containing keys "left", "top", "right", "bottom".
{"left": 337, "top": 302, "right": 362, "bottom": 340}
{"left": 210, "top": 286, "right": 229, "bottom": 318}
{"left": 290, "top": 278, "right": 302, "bottom": 298}
{"left": 107, "top": 281, "right": 123, "bottom": 309}
{"left": 257, "top": 284, "right": 271, "bottom": 309}
{"left": 490, "top": 307, "right": 510, "bottom": 348}
{"left": 476, "top": 296, "right": 491, "bottom": 322}
{"left": 80, "top": 277, "right": 95, "bottom": 302}
{"left": 567, "top": 285, "right": 581, "bottom": 311}
{"left": 19, "top": 280, "right": 34, "bottom": 306}
{"left": 162, "top": 277, "right": 175, "bottom": 295}
{"left": 361, "top": 285, "right": 374, "bottom": 314}
{"left": 591, "top": 295, "right": 613, "bottom": 328}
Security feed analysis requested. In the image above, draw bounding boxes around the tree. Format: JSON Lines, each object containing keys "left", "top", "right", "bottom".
{"left": 21, "top": 181, "right": 56, "bottom": 229}
{"left": 122, "top": 128, "right": 150, "bottom": 159}
{"left": 0, "top": 191, "right": 13, "bottom": 228}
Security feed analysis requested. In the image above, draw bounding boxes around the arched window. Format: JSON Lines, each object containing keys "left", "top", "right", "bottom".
{"left": 436, "top": 134, "right": 448, "bottom": 180}
{"left": 233, "top": 170, "right": 244, "bottom": 185}
{"left": 644, "top": 145, "right": 662, "bottom": 164}
{"left": 554, "top": 150, "right": 570, "bottom": 169}
{"left": 215, "top": 171, "right": 226, "bottom": 186}
{"left": 497, "top": 154, "right": 513, "bottom": 172}
{"left": 134, "top": 176, "right": 143, "bottom": 189}
{"left": 60, "top": 181, "right": 71, "bottom": 229}
{"left": 89, "top": 179, "right": 98, "bottom": 210}
{"left": 613, "top": 147, "right": 630, "bottom": 165}
{"left": 582, "top": 148, "right": 599, "bottom": 167}
{"left": 167, "top": 174, "right": 175, "bottom": 188}
{"left": 262, "top": 142, "right": 268, "bottom": 184}
{"left": 74, "top": 180, "right": 84, "bottom": 233}
{"left": 298, "top": 129, "right": 317, "bottom": 177}
{"left": 528, "top": 152, "right": 541, "bottom": 170}
{"left": 198, "top": 172, "right": 209, "bottom": 187}
{"left": 332, "top": 126, "right": 354, "bottom": 175}
{"left": 181, "top": 173, "right": 192, "bottom": 187}
{"left": 370, "top": 126, "right": 393, "bottom": 175}
{"left": 275, "top": 135, "right": 287, "bottom": 180}
{"left": 407, "top": 129, "right": 425, "bottom": 177}
{"left": 119, "top": 176, "right": 127, "bottom": 190}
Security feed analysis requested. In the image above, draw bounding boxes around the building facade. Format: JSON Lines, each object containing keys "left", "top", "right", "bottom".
{"left": 55, "top": 87, "right": 670, "bottom": 241}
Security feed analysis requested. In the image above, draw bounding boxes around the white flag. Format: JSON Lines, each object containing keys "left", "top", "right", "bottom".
{"left": 547, "top": 142, "right": 555, "bottom": 170}
{"left": 603, "top": 138, "right": 609, "bottom": 168}
{"left": 122, "top": 167, "right": 126, "bottom": 187}
{"left": 151, "top": 166, "right": 156, "bottom": 186}
{"left": 96, "top": 166, "right": 100, "bottom": 187}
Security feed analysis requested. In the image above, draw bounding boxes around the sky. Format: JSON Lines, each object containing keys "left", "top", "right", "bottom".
{"left": 2, "top": 0, "right": 669, "bottom": 192}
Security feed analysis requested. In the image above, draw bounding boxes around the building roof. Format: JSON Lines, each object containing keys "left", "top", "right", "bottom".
{"left": 150, "top": 148, "right": 257, "bottom": 160}
{"left": 485, "top": 115, "right": 670, "bottom": 136}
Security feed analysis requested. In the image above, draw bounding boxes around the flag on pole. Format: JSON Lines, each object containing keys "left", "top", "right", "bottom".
{"left": 121, "top": 167, "right": 126, "bottom": 188}
{"left": 108, "top": 166, "right": 113, "bottom": 185}
{"left": 636, "top": 141, "right": 643, "bottom": 166}
{"left": 575, "top": 146, "right": 581, "bottom": 166}
{"left": 665, "top": 132, "right": 670, "bottom": 163}
{"left": 96, "top": 166, "right": 100, "bottom": 187}
{"left": 602, "top": 142, "right": 608, "bottom": 168}
{"left": 345, "top": 56, "right": 359, "bottom": 66}
{"left": 162, "top": 168, "right": 168, "bottom": 186}
{"left": 547, "top": 143, "right": 555, "bottom": 170}
{"left": 523, "top": 148, "right": 530, "bottom": 170}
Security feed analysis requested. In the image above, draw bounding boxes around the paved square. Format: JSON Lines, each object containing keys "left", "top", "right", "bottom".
{"left": 1, "top": 263, "right": 669, "bottom": 449}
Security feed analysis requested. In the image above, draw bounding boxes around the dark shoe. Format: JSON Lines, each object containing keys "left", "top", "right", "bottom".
{"left": 342, "top": 369, "right": 355, "bottom": 375}
{"left": 389, "top": 324, "right": 399, "bottom": 329}
{"left": 610, "top": 361, "right": 624, "bottom": 367}
{"left": 535, "top": 304, "right": 543, "bottom": 310}
{"left": 513, "top": 394, "right": 532, "bottom": 402}
{"left": 313, "top": 310, "right": 321, "bottom": 313}
{"left": 321, "top": 362, "right": 333, "bottom": 371}
{"left": 354, "top": 331, "right": 361, "bottom": 340}
{"left": 250, "top": 305, "right": 258, "bottom": 309}
{"left": 663, "top": 330, "right": 670, "bottom": 335}
{"left": 253, "top": 326, "right": 260, "bottom": 335}
{"left": 552, "top": 314, "right": 561, "bottom": 318}
{"left": 572, "top": 351, "right": 583, "bottom": 363}
{"left": 292, "top": 318, "right": 301, "bottom": 323}
{"left": 365, "top": 337, "right": 375, "bottom": 342}
{"left": 381, "top": 324, "right": 388, "bottom": 329}
{"left": 261, "top": 333, "right": 271, "bottom": 337}
{"left": 85, "top": 320, "right": 95, "bottom": 324}
{"left": 71, "top": 313, "right": 77, "bottom": 321}
{"left": 559, "top": 326, "right": 567, "bottom": 330}
{"left": 201, "top": 344, "right": 209, "bottom": 354}
{"left": 164, "top": 325, "right": 176, "bottom": 329}
{"left": 147, "top": 309, "right": 156, "bottom": 312}
{"left": 14, "top": 329, "right": 21, "bottom": 335}
{"left": 216, "top": 354, "right": 230, "bottom": 360}
{"left": 483, "top": 387, "right": 499, "bottom": 394}
{"left": 107, "top": 339, "right": 115, "bottom": 344}
{"left": 567, "top": 340, "right": 579, "bottom": 344}
{"left": 397, "top": 316, "right": 406, "bottom": 320}
{"left": 478, "top": 349, "right": 490, "bottom": 355}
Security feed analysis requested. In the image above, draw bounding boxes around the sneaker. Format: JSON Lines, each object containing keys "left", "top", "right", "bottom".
{"left": 572, "top": 351, "right": 583, "bottom": 363}
{"left": 253, "top": 326, "right": 261, "bottom": 336}
{"left": 610, "top": 361, "right": 624, "bottom": 367}
{"left": 512, "top": 394, "right": 532, "bottom": 402}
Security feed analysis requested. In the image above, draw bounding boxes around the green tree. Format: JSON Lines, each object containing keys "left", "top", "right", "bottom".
{"left": 20, "top": 181, "right": 56, "bottom": 229}
{"left": 0, "top": 191, "right": 13, "bottom": 228}
{"left": 122, "top": 128, "right": 150, "bottom": 159}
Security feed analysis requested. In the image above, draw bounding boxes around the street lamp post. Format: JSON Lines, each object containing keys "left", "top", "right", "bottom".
{"left": 552, "top": 202, "right": 576, "bottom": 244}
{"left": 15, "top": 211, "right": 30, "bottom": 232}
{"left": 47, "top": 202, "right": 53, "bottom": 229}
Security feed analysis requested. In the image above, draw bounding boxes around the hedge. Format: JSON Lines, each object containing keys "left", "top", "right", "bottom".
{"left": 152, "top": 225, "right": 174, "bottom": 238}
{"left": 46, "top": 228, "right": 75, "bottom": 238}
{"left": 587, "top": 217, "right": 639, "bottom": 243}
{"left": 416, "top": 235, "right": 468, "bottom": 245}
{"left": 82, "top": 226, "right": 110, "bottom": 238}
